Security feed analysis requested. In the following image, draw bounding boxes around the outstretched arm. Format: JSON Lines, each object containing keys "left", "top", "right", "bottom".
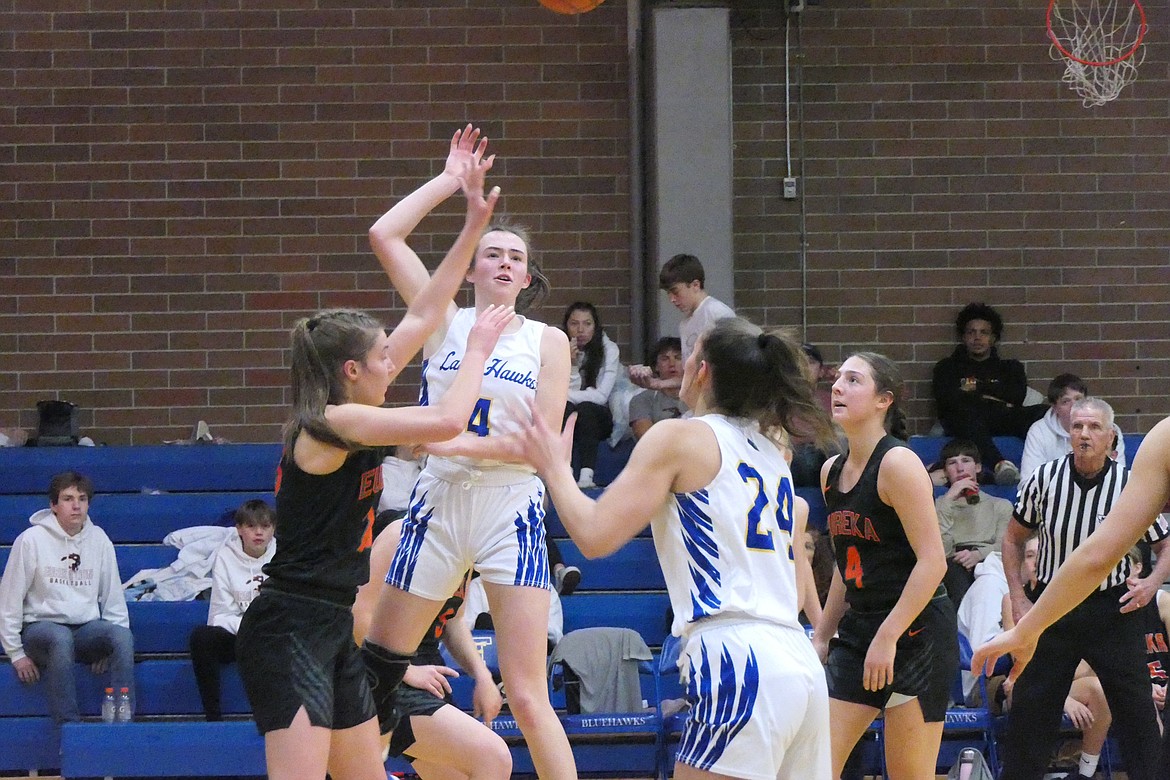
{"left": 973, "top": 415, "right": 1170, "bottom": 680}
{"left": 326, "top": 305, "right": 515, "bottom": 447}
{"left": 370, "top": 125, "right": 498, "bottom": 375}
{"left": 521, "top": 412, "right": 703, "bottom": 559}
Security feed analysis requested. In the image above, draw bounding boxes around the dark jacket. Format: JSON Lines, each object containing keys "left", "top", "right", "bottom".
{"left": 932, "top": 345, "right": 1028, "bottom": 423}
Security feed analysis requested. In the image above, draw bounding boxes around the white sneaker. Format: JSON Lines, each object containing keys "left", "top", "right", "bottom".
{"left": 576, "top": 468, "right": 596, "bottom": 489}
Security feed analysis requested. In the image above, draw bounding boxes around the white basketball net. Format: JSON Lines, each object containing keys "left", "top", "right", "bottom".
{"left": 1047, "top": 0, "right": 1147, "bottom": 107}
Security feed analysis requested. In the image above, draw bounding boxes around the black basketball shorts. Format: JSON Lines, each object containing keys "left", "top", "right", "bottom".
{"left": 824, "top": 594, "right": 958, "bottom": 722}
{"left": 236, "top": 589, "right": 376, "bottom": 734}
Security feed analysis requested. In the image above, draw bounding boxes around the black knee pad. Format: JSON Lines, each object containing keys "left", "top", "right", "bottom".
{"left": 360, "top": 639, "right": 412, "bottom": 735}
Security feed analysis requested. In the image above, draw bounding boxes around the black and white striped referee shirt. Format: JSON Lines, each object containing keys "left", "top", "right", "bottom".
{"left": 1015, "top": 454, "right": 1170, "bottom": 590}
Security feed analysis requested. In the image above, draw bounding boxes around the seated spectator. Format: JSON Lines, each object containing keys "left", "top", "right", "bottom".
{"left": 790, "top": 342, "right": 839, "bottom": 486}
{"left": 796, "top": 509, "right": 824, "bottom": 628}
{"left": 0, "top": 471, "right": 135, "bottom": 724}
{"left": 999, "top": 537, "right": 1111, "bottom": 780}
{"left": 802, "top": 342, "right": 834, "bottom": 414}
{"left": 188, "top": 499, "right": 276, "bottom": 721}
{"left": 932, "top": 302, "right": 1047, "bottom": 485}
{"left": 628, "top": 337, "right": 686, "bottom": 440}
{"left": 935, "top": 439, "right": 1013, "bottom": 608}
{"left": 563, "top": 301, "right": 620, "bottom": 489}
{"left": 1020, "top": 373, "right": 1127, "bottom": 485}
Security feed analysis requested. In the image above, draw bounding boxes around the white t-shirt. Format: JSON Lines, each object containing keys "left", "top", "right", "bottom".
{"left": 680, "top": 295, "right": 735, "bottom": 361}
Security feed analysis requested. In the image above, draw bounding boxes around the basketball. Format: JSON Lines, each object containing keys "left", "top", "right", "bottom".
{"left": 538, "top": 0, "right": 606, "bottom": 14}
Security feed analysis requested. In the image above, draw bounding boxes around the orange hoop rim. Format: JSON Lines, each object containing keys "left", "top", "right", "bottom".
{"left": 1046, "top": 0, "right": 1147, "bottom": 67}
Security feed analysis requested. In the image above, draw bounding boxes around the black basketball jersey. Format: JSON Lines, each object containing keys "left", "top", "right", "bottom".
{"left": 824, "top": 435, "right": 918, "bottom": 612}
{"left": 264, "top": 443, "right": 387, "bottom": 605}
{"left": 1140, "top": 597, "right": 1170, "bottom": 688}
{"left": 415, "top": 570, "right": 471, "bottom": 667}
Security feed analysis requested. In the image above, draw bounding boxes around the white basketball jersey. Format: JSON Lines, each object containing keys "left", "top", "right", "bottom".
{"left": 652, "top": 414, "right": 802, "bottom": 638}
{"left": 420, "top": 307, "right": 545, "bottom": 471}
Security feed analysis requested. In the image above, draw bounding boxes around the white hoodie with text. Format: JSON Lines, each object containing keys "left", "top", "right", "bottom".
{"left": 206, "top": 531, "right": 275, "bottom": 635}
{"left": 0, "top": 509, "right": 129, "bottom": 663}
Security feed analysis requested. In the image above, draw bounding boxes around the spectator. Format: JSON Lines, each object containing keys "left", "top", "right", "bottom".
{"left": 932, "top": 302, "right": 1047, "bottom": 485}
{"left": 801, "top": 342, "right": 835, "bottom": 415}
{"left": 0, "top": 471, "right": 134, "bottom": 724}
{"left": 188, "top": 499, "right": 276, "bottom": 721}
{"left": 795, "top": 505, "right": 823, "bottom": 628}
{"left": 562, "top": 301, "right": 621, "bottom": 489}
{"left": 628, "top": 337, "right": 686, "bottom": 441}
{"left": 997, "top": 397, "right": 1168, "bottom": 780}
{"left": 790, "top": 342, "right": 839, "bottom": 487}
{"left": 1020, "top": 373, "right": 1127, "bottom": 484}
{"left": 935, "top": 439, "right": 1013, "bottom": 608}
{"left": 628, "top": 253, "right": 734, "bottom": 392}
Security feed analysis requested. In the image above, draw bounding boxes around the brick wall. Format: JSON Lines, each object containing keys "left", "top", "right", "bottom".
{"left": 0, "top": 0, "right": 631, "bottom": 444}
{"left": 2, "top": 0, "right": 1167, "bottom": 445}
{"left": 734, "top": 1, "right": 1170, "bottom": 434}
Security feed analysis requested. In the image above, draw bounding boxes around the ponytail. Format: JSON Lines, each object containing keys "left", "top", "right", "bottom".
{"left": 284, "top": 309, "right": 384, "bottom": 453}
{"left": 701, "top": 319, "right": 835, "bottom": 449}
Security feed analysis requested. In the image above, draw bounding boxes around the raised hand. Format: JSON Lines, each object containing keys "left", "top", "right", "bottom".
{"left": 453, "top": 129, "right": 498, "bottom": 228}
{"left": 444, "top": 124, "right": 485, "bottom": 179}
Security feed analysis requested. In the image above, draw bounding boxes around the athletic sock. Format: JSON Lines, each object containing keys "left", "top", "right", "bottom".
{"left": 1078, "top": 751, "right": 1100, "bottom": 778}
{"left": 361, "top": 639, "right": 413, "bottom": 734}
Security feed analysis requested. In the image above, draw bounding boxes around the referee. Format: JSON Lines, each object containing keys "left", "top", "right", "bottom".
{"left": 1001, "top": 397, "right": 1170, "bottom": 780}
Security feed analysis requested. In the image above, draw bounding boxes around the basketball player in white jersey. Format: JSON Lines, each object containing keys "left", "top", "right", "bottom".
{"left": 361, "top": 127, "right": 576, "bottom": 780}
{"left": 521, "top": 318, "right": 836, "bottom": 780}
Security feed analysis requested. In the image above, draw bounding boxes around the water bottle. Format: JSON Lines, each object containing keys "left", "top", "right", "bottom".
{"left": 956, "top": 747, "right": 976, "bottom": 780}
{"left": 116, "top": 687, "right": 132, "bottom": 722}
{"left": 101, "top": 687, "right": 116, "bottom": 723}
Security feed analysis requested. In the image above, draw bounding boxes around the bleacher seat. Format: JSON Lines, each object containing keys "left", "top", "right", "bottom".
{"left": 907, "top": 435, "right": 1025, "bottom": 471}
{"left": 0, "top": 443, "right": 281, "bottom": 494}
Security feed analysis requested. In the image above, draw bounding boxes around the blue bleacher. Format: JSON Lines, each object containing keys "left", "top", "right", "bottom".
{"left": 0, "top": 435, "right": 1138, "bottom": 776}
{"left": 0, "top": 443, "right": 281, "bottom": 494}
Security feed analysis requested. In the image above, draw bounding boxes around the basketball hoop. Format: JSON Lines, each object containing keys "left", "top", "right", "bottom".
{"left": 1046, "top": 0, "right": 1147, "bottom": 107}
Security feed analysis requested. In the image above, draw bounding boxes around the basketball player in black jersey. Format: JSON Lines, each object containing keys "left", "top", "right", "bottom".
{"left": 813, "top": 352, "right": 957, "bottom": 780}
{"left": 234, "top": 126, "right": 514, "bottom": 780}
{"left": 353, "top": 520, "right": 510, "bottom": 780}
